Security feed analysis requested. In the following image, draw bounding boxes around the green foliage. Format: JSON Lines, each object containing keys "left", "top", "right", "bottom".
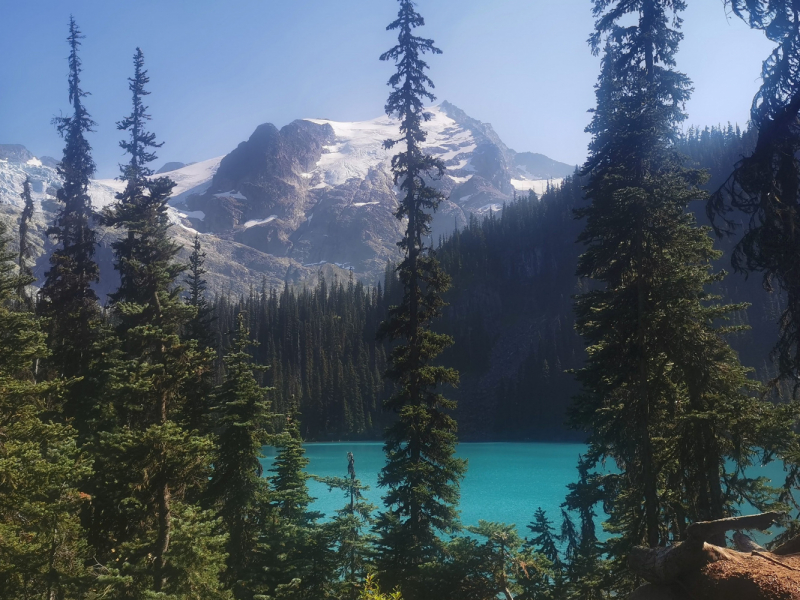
{"left": 211, "top": 278, "right": 391, "bottom": 440}
{"left": 709, "top": 1, "right": 800, "bottom": 391}
{"left": 208, "top": 312, "right": 275, "bottom": 598}
{"left": 0, "top": 218, "right": 92, "bottom": 599}
{"left": 359, "top": 574, "right": 402, "bottom": 600}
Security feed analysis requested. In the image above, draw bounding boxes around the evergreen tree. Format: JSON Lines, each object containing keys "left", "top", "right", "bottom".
{"left": 270, "top": 410, "right": 314, "bottom": 524}
{"left": 183, "top": 234, "right": 216, "bottom": 432}
{"left": 317, "top": 452, "right": 377, "bottom": 600}
{"left": 208, "top": 312, "right": 275, "bottom": 599}
{"left": 103, "top": 48, "right": 181, "bottom": 314}
{"left": 708, "top": 1, "right": 800, "bottom": 391}
{"left": 0, "top": 219, "right": 92, "bottom": 599}
{"left": 571, "top": 0, "right": 784, "bottom": 591}
{"left": 258, "top": 410, "right": 332, "bottom": 599}
{"left": 38, "top": 17, "right": 102, "bottom": 421}
{"left": 186, "top": 234, "right": 215, "bottom": 349}
{"left": 526, "top": 508, "right": 559, "bottom": 566}
{"left": 464, "top": 521, "right": 524, "bottom": 600}
{"left": 17, "top": 176, "right": 34, "bottom": 304}
{"left": 373, "top": 2, "right": 466, "bottom": 597}
{"left": 90, "top": 47, "right": 224, "bottom": 598}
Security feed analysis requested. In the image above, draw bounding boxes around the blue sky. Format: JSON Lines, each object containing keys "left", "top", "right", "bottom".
{"left": 0, "top": 0, "right": 775, "bottom": 178}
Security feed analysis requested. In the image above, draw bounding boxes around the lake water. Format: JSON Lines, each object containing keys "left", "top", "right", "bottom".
{"left": 262, "top": 442, "right": 790, "bottom": 539}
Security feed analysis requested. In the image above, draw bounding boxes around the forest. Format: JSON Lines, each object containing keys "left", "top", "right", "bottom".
{"left": 4, "top": 0, "right": 800, "bottom": 599}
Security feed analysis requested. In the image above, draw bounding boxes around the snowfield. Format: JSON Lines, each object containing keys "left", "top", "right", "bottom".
{"left": 306, "top": 105, "right": 478, "bottom": 187}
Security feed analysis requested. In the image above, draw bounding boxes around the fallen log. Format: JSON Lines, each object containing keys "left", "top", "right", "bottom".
{"left": 627, "top": 512, "right": 800, "bottom": 600}
{"left": 628, "top": 512, "right": 784, "bottom": 585}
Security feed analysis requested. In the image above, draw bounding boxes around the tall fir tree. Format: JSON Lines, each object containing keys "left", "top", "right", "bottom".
{"left": 373, "top": 2, "right": 466, "bottom": 597}
{"left": 38, "top": 17, "right": 102, "bottom": 425}
{"left": 91, "top": 47, "right": 226, "bottom": 599}
{"left": 208, "top": 312, "right": 275, "bottom": 599}
{"left": 571, "top": 0, "right": 784, "bottom": 592}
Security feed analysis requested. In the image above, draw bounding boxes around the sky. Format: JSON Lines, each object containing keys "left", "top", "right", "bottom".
{"left": 0, "top": 0, "right": 776, "bottom": 179}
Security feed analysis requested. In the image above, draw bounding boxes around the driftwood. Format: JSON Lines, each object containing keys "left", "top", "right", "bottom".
{"left": 627, "top": 512, "right": 800, "bottom": 600}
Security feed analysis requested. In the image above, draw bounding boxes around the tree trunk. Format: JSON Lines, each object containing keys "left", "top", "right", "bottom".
{"left": 154, "top": 481, "right": 172, "bottom": 592}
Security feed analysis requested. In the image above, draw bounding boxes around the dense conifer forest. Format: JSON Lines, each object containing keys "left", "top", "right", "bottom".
{"left": 5, "top": 0, "right": 800, "bottom": 598}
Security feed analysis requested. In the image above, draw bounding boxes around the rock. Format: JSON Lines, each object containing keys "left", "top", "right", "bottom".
{"left": 156, "top": 161, "right": 187, "bottom": 174}
{"left": 0, "top": 144, "right": 35, "bottom": 163}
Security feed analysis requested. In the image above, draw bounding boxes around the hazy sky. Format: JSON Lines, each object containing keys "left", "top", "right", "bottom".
{"left": 0, "top": 0, "right": 775, "bottom": 178}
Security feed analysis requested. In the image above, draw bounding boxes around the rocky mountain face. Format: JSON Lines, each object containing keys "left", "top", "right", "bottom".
{"left": 0, "top": 102, "right": 572, "bottom": 297}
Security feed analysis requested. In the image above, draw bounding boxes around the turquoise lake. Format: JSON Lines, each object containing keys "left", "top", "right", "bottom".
{"left": 263, "top": 442, "right": 791, "bottom": 536}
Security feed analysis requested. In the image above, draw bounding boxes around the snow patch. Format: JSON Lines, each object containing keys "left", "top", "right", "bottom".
{"left": 168, "top": 156, "right": 222, "bottom": 204}
{"left": 26, "top": 157, "right": 42, "bottom": 167}
{"left": 215, "top": 190, "right": 247, "bottom": 201}
{"left": 166, "top": 207, "right": 201, "bottom": 235}
{"left": 243, "top": 215, "right": 277, "bottom": 229}
{"left": 449, "top": 175, "right": 473, "bottom": 184}
{"left": 510, "top": 178, "right": 563, "bottom": 195}
{"left": 353, "top": 201, "right": 380, "bottom": 207}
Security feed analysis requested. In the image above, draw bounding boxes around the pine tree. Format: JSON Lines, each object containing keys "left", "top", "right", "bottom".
{"left": 0, "top": 218, "right": 92, "bottom": 599}
{"left": 208, "top": 312, "right": 275, "bottom": 599}
{"left": 373, "top": 2, "right": 466, "bottom": 597}
{"left": 38, "top": 17, "right": 102, "bottom": 420}
{"left": 17, "top": 176, "right": 35, "bottom": 304}
{"left": 571, "top": 0, "right": 783, "bottom": 591}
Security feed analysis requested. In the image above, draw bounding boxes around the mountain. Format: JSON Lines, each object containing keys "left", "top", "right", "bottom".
{"left": 0, "top": 102, "right": 572, "bottom": 296}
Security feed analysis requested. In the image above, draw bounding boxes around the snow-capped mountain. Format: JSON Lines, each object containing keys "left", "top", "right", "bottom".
{"left": 183, "top": 101, "right": 572, "bottom": 279}
{"left": 0, "top": 102, "right": 573, "bottom": 296}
